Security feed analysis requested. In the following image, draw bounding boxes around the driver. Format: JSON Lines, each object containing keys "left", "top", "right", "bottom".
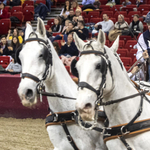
{"left": 136, "top": 11, "right": 150, "bottom": 81}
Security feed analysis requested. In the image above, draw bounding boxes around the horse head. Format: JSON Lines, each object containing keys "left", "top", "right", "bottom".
{"left": 17, "top": 18, "right": 53, "bottom": 107}
{"left": 74, "top": 30, "right": 119, "bottom": 121}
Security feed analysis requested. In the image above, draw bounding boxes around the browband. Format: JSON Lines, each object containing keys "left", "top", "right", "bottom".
{"left": 80, "top": 50, "right": 105, "bottom": 56}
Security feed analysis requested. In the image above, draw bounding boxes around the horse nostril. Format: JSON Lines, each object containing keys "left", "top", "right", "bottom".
{"left": 84, "top": 103, "right": 92, "bottom": 109}
{"left": 26, "top": 89, "right": 33, "bottom": 99}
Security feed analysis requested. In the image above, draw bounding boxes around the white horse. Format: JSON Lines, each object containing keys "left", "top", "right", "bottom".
{"left": 17, "top": 18, "right": 107, "bottom": 150}
{"left": 74, "top": 30, "right": 150, "bottom": 150}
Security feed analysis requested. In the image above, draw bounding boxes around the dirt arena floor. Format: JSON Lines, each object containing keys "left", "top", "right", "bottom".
{"left": 0, "top": 117, "right": 54, "bottom": 150}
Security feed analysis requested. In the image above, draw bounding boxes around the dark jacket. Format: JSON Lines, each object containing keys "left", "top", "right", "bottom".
{"left": 10, "top": 0, "right": 21, "bottom": 6}
{"left": 59, "top": 41, "right": 79, "bottom": 56}
{"left": 51, "top": 24, "right": 62, "bottom": 32}
{"left": 0, "top": 43, "right": 9, "bottom": 56}
{"left": 75, "top": 28, "right": 89, "bottom": 40}
{"left": 67, "top": 15, "right": 75, "bottom": 21}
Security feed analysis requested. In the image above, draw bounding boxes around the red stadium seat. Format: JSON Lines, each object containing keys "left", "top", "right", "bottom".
{"left": 138, "top": 7, "right": 149, "bottom": 13}
{"left": 114, "top": 11, "right": 127, "bottom": 19}
{"left": 55, "top": 40, "right": 62, "bottom": 48}
{"left": 22, "top": 1, "right": 34, "bottom": 8}
{"left": 0, "top": 56, "right": 10, "bottom": 68}
{"left": 23, "top": 6, "right": 34, "bottom": 21}
{"left": 84, "top": 18, "right": 88, "bottom": 23}
{"left": 90, "top": 18, "right": 101, "bottom": 23}
{"left": 125, "top": 66, "right": 131, "bottom": 71}
{"left": 45, "top": 25, "right": 50, "bottom": 30}
{"left": 47, "top": 19, "right": 54, "bottom": 28}
{"left": 35, "top": 0, "right": 46, "bottom": 4}
{"left": 82, "top": 11, "right": 88, "bottom": 18}
{"left": 65, "top": 66, "right": 71, "bottom": 75}
{"left": 126, "top": 5, "right": 136, "bottom": 8}
{"left": 110, "top": 18, "right": 116, "bottom": 23}
{"left": 100, "top": 5, "right": 111, "bottom": 9}
{"left": 106, "top": 40, "right": 110, "bottom": 47}
{"left": 121, "top": 57, "right": 132, "bottom": 66}
{"left": 11, "top": 6, "right": 22, "bottom": 14}
{"left": 125, "top": 40, "right": 137, "bottom": 51}
{"left": 4, "top": 6, "right": 11, "bottom": 12}
{"left": 0, "top": 19, "right": 11, "bottom": 35}
{"left": 120, "top": 36, "right": 132, "bottom": 44}
{"left": 100, "top": 0, "right": 108, "bottom": 5}
{"left": 101, "top": 11, "right": 113, "bottom": 18}
{"left": 88, "top": 11, "right": 100, "bottom": 21}
{"left": 128, "top": 49, "right": 138, "bottom": 60}
{"left": 121, "top": 7, "right": 133, "bottom": 12}
{"left": 117, "top": 49, "right": 129, "bottom": 57}
{"left": 11, "top": 12, "right": 24, "bottom": 26}
{"left": 110, "top": 40, "right": 125, "bottom": 48}
{"left": 128, "top": 11, "right": 141, "bottom": 19}
{"left": 142, "top": 11, "right": 149, "bottom": 16}
{"left": 143, "top": 25, "right": 148, "bottom": 32}
{"left": 124, "top": 18, "right": 130, "bottom": 24}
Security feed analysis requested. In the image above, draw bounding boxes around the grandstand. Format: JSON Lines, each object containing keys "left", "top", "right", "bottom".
{"left": 0, "top": 0, "right": 150, "bottom": 73}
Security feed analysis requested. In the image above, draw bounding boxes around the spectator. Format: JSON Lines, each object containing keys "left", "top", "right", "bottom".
{"left": 72, "top": 8, "right": 82, "bottom": 26}
{"left": 93, "top": 0, "right": 101, "bottom": 9}
{"left": 122, "top": 0, "right": 131, "bottom": 6}
{"left": 60, "top": 0, "right": 71, "bottom": 18}
{"left": 0, "top": 2, "right": 8, "bottom": 19}
{"left": 129, "top": 14, "right": 143, "bottom": 37}
{"left": 92, "top": 14, "right": 114, "bottom": 35}
{"left": 53, "top": 41, "right": 60, "bottom": 55}
{"left": 82, "top": 0, "right": 96, "bottom": 11}
{"left": 5, "top": 54, "right": 22, "bottom": 72}
{"left": 73, "top": 20, "right": 89, "bottom": 40}
{"left": 7, "top": 28, "right": 23, "bottom": 44}
{"left": 0, "top": 35, "right": 9, "bottom": 56}
{"left": 9, "top": 0, "right": 21, "bottom": 7}
{"left": 136, "top": 12, "right": 150, "bottom": 81}
{"left": 114, "top": 15, "right": 128, "bottom": 31}
{"left": 106, "top": 0, "right": 120, "bottom": 6}
{"left": 7, "top": 36, "right": 21, "bottom": 56}
{"left": 59, "top": 33, "right": 79, "bottom": 57}
{"left": 72, "top": 0, "right": 81, "bottom": 13}
{"left": 67, "top": 8, "right": 75, "bottom": 22}
{"left": 49, "top": 17, "right": 62, "bottom": 33}
{"left": 108, "top": 15, "right": 128, "bottom": 41}
{"left": 62, "top": 19, "right": 70, "bottom": 33}
{"left": 52, "top": 21, "right": 74, "bottom": 42}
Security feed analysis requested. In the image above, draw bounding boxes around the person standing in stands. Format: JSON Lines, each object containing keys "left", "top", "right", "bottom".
{"left": 0, "top": 35, "right": 9, "bottom": 56}
{"left": 72, "top": 0, "right": 81, "bottom": 13}
{"left": 9, "top": 0, "right": 21, "bottom": 7}
{"left": 7, "top": 36, "right": 21, "bottom": 56}
{"left": 7, "top": 28, "right": 23, "bottom": 44}
{"left": 136, "top": 12, "right": 150, "bottom": 81}
{"left": 0, "top": 2, "right": 8, "bottom": 19}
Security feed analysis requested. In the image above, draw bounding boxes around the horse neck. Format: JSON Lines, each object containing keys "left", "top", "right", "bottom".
{"left": 103, "top": 46, "right": 141, "bottom": 126}
{"left": 44, "top": 41, "right": 77, "bottom": 112}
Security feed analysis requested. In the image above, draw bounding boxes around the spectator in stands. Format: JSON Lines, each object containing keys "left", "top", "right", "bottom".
{"left": 67, "top": 8, "right": 75, "bottom": 22}
{"left": 7, "top": 36, "right": 21, "bottom": 56}
{"left": 136, "top": 12, "right": 150, "bottom": 81}
{"left": 0, "top": 35, "right": 9, "bottom": 56}
{"left": 49, "top": 17, "right": 62, "bottom": 33}
{"left": 60, "top": 0, "right": 71, "bottom": 19}
{"left": 59, "top": 33, "right": 79, "bottom": 57}
{"left": 5, "top": 54, "right": 22, "bottom": 72}
{"left": 9, "top": 0, "right": 21, "bottom": 7}
{"left": 82, "top": 0, "right": 96, "bottom": 11}
{"left": 52, "top": 21, "right": 74, "bottom": 42}
{"left": 136, "top": 0, "right": 144, "bottom": 7}
{"left": 72, "top": 8, "right": 82, "bottom": 26}
{"left": 92, "top": 14, "right": 114, "bottom": 35}
{"left": 71, "top": 20, "right": 88, "bottom": 40}
{"left": 129, "top": 14, "right": 143, "bottom": 37}
{"left": 122, "top": 0, "right": 131, "bottom": 6}
{"left": 53, "top": 41, "right": 60, "bottom": 55}
{"left": 62, "top": 19, "right": 70, "bottom": 33}
{"left": 72, "top": 0, "right": 81, "bottom": 13}
{"left": 0, "top": 2, "right": 8, "bottom": 19}
{"left": 7, "top": 28, "right": 23, "bottom": 44}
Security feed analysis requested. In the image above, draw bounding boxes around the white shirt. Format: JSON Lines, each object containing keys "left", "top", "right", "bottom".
{"left": 136, "top": 34, "right": 147, "bottom": 62}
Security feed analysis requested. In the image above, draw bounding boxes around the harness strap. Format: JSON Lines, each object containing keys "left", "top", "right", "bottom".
{"left": 21, "top": 73, "right": 40, "bottom": 83}
{"left": 119, "top": 136, "right": 133, "bottom": 150}
{"left": 104, "top": 118, "right": 150, "bottom": 143}
{"left": 61, "top": 123, "right": 79, "bottom": 150}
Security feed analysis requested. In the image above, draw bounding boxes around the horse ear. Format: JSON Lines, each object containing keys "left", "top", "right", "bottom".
{"left": 73, "top": 32, "right": 85, "bottom": 51}
{"left": 110, "top": 35, "right": 120, "bottom": 53}
{"left": 25, "top": 23, "right": 33, "bottom": 40}
{"left": 97, "top": 30, "right": 106, "bottom": 48}
{"left": 36, "top": 17, "right": 46, "bottom": 37}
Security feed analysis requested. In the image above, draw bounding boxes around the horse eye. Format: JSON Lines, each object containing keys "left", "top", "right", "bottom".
{"left": 96, "top": 63, "right": 101, "bottom": 70}
{"left": 39, "top": 54, "right": 43, "bottom": 58}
